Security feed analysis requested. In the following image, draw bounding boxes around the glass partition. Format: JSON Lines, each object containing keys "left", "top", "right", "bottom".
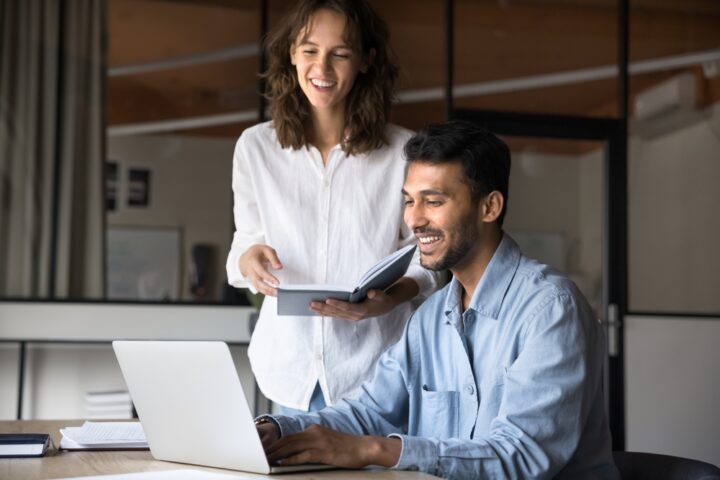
{"left": 627, "top": 0, "right": 720, "bottom": 314}
{"left": 105, "top": 0, "right": 260, "bottom": 303}
{"left": 501, "top": 136, "right": 606, "bottom": 316}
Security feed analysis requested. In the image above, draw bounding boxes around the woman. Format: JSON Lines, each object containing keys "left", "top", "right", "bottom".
{"left": 226, "top": 0, "right": 439, "bottom": 414}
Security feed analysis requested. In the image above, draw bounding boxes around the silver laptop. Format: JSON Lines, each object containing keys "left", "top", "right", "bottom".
{"left": 112, "top": 340, "right": 332, "bottom": 474}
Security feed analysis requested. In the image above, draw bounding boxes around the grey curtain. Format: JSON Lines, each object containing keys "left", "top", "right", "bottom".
{"left": 0, "top": 0, "right": 105, "bottom": 298}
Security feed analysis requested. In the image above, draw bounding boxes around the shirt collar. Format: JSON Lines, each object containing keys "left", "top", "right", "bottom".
{"left": 443, "top": 233, "right": 521, "bottom": 321}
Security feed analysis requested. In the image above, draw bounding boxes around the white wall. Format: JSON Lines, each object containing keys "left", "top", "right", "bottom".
{"left": 504, "top": 148, "right": 604, "bottom": 309}
{"left": 628, "top": 104, "right": 720, "bottom": 313}
{"left": 577, "top": 148, "right": 604, "bottom": 308}
{"left": 625, "top": 315, "right": 720, "bottom": 466}
{"left": 505, "top": 151, "right": 581, "bottom": 236}
{"left": 107, "top": 134, "right": 236, "bottom": 301}
{"left": 0, "top": 343, "right": 20, "bottom": 419}
{"left": 624, "top": 105, "right": 720, "bottom": 465}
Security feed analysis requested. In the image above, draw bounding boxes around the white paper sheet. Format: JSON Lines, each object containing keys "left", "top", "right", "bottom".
{"left": 53, "top": 469, "right": 255, "bottom": 480}
{"left": 59, "top": 421, "right": 148, "bottom": 449}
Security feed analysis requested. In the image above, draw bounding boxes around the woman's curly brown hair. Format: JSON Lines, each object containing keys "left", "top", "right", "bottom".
{"left": 263, "top": 0, "right": 398, "bottom": 155}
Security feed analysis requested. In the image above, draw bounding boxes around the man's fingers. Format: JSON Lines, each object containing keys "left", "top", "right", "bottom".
{"left": 257, "top": 424, "right": 279, "bottom": 450}
{"left": 267, "top": 436, "right": 312, "bottom": 462}
{"left": 266, "top": 426, "right": 368, "bottom": 469}
{"left": 275, "top": 450, "right": 323, "bottom": 467}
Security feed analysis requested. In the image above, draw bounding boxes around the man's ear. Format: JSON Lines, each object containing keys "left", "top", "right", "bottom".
{"left": 480, "top": 191, "right": 504, "bottom": 224}
{"left": 360, "top": 48, "right": 376, "bottom": 74}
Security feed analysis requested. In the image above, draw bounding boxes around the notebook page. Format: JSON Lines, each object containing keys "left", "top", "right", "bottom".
{"left": 62, "top": 421, "right": 145, "bottom": 445}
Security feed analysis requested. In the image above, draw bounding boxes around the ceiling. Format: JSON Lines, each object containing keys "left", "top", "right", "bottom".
{"left": 107, "top": 0, "right": 720, "bottom": 139}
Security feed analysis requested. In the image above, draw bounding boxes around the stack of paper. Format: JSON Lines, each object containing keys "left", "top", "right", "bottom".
{"left": 60, "top": 421, "right": 148, "bottom": 450}
{"left": 84, "top": 390, "right": 133, "bottom": 420}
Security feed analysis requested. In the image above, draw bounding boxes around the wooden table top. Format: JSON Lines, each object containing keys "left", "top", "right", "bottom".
{"left": 0, "top": 420, "right": 438, "bottom": 480}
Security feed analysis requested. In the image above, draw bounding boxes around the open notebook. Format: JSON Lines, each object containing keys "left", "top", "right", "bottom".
{"left": 277, "top": 244, "right": 416, "bottom": 316}
{"left": 59, "top": 422, "right": 148, "bottom": 450}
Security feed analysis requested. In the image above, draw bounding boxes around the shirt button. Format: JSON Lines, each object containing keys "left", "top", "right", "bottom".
{"left": 465, "top": 385, "right": 475, "bottom": 395}
{"left": 315, "top": 353, "right": 323, "bottom": 361}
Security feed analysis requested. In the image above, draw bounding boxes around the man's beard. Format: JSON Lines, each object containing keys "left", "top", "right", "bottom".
{"left": 419, "top": 212, "right": 479, "bottom": 272}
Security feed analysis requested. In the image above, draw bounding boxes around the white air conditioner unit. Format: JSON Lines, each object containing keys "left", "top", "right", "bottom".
{"left": 631, "top": 72, "right": 708, "bottom": 138}
{"left": 634, "top": 72, "right": 696, "bottom": 120}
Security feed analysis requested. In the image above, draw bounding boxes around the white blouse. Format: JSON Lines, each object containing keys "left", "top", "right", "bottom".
{"left": 226, "top": 122, "right": 440, "bottom": 410}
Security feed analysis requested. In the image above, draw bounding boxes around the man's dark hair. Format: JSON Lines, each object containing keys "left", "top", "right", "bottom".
{"left": 403, "top": 120, "right": 511, "bottom": 227}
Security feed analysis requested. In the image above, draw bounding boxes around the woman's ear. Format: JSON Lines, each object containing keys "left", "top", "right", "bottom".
{"left": 361, "top": 48, "right": 376, "bottom": 73}
{"left": 481, "top": 191, "right": 504, "bottom": 224}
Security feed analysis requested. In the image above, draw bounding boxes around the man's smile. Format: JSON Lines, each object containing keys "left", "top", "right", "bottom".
{"left": 416, "top": 233, "right": 443, "bottom": 254}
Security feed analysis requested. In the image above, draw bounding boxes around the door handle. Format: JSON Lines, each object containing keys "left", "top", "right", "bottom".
{"left": 604, "top": 303, "right": 621, "bottom": 357}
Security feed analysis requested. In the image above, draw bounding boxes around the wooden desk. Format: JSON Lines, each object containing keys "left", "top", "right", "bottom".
{"left": 0, "top": 421, "right": 438, "bottom": 480}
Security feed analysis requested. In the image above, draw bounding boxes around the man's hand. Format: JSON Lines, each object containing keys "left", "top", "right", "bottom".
{"left": 265, "top": 424, "right": 401, "bottom": 469}
{"left": 309, "top": 277, "right": 420, "bottom": 322}
{"left": 257, "top": 422, "right": 280, "bottom": 450}
{"left": 239, "top": 244, "right": 282, "bottom": 296}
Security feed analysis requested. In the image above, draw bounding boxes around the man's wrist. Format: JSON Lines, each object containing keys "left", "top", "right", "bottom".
{"left": 362, "top": 435, "right": 401, "bottom": 468}
{"left": 254, "top": 415, "right": 281, "bottom": 436}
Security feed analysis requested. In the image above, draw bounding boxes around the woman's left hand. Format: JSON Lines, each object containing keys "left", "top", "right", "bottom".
{"left": 309, "top": 289, "right": 397, "bottom": 322}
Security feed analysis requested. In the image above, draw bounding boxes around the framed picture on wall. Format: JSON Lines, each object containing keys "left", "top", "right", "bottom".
{"left": 127, "top": 168, "right": 151, "bottom": 207}
{"left": 106, "top": 161, "right": 118, "bottom": 212}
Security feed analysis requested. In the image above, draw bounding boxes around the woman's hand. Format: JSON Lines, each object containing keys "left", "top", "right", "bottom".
{"left": 239, "top": 244, "right": 283, "bottom": 297}
{"left": 309, "top": 277, "right": 420, "bottom": 322}
{"left": 310, "top": 289, "right": 396, "bottom": 321}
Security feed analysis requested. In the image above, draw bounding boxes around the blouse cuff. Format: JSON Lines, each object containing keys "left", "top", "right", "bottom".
{"left": 226, "top": 250, "right": 258, "bottom": 294}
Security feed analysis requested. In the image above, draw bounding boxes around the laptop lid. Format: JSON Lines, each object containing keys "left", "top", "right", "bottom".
{"left": 113, "top": 341, "right": 275, "bottom": 474}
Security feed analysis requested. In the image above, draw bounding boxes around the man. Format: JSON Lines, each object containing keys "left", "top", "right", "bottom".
{"left": 256, "top": 120, "right": 618, "bottom": 479}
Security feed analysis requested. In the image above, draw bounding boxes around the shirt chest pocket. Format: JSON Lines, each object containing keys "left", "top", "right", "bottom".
{"left": 417, "top": 387, "right": 460, "bottom": 439}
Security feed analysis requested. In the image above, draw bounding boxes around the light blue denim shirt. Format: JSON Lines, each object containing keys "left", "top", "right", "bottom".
{"left": 273, "top": 234, "right": 619, "bottom": 479}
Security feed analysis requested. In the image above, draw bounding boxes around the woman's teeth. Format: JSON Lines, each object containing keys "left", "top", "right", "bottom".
{"left": 311, "top": 79, "right": 335, "bottom": 88}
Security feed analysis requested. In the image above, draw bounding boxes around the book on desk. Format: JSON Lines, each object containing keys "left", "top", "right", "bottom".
{"left": 0, "top": 433, "right": 50, "bottom": 457}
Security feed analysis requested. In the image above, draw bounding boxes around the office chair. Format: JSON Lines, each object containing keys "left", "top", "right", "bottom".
{"left": 613, "top": 451, "right": 720, "bottom": 480}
